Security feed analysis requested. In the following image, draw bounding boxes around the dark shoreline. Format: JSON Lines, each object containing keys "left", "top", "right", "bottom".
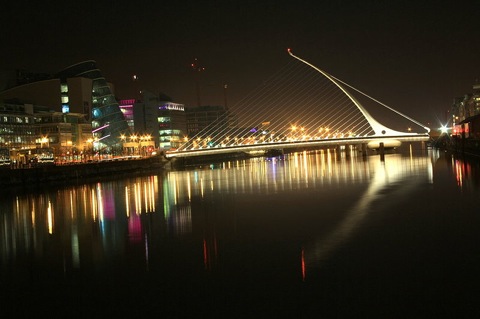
{"left": 433, "top": 135, "right": 480, "bottom": 159}
{"left": 0, "top": 155, "right": 169, "bottom": 191}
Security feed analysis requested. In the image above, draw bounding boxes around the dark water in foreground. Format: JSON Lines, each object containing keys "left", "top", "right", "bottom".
{"left": 1, "top": 146, "right": 480, "bottom": 318}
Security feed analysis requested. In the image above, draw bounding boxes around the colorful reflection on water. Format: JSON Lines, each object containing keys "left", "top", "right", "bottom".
{"left": 0, "top": 148, "right": 441, "bottom": 272}
{"left": 1, "top": 147, "right": 479, "bottom": 317}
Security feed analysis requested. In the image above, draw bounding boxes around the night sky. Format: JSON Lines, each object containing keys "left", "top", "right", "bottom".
{"left": 2, "top": 0, "right": 479, "bottom": 128}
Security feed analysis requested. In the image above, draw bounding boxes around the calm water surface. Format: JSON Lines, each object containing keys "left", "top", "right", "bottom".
{"left": 1, "top": 146, "right": 480, "bottom": 318}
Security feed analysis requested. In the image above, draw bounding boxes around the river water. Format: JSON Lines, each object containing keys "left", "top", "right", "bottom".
{"left": 1, "top": 145, "right": 480, "bottom": 318}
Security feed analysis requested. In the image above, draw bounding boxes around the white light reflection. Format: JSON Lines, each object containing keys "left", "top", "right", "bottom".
{"left": 125, "top": 186, "right": 130, "bottom": 217}
{"left": 96, "top": 183, "right": 104, "bottom": 221}
{"left": 47, "top": 200, "right": 53, "bottom": 234}
{"left": 162, "top": 172, "right": 194, "bottom": 235}
{"left": 143, "top": 183, "right": 148, "bottom": 213}
{"left": 134, "top": 183, "right": 141, "bottom": 214}
{"left": 167, "top": 149, "right": 383, "bottom": 198}
{"left": 303, "top": 151, "right": 308, "bottom": 186}
{"left": 303, "top": 153, "right": 434, "bottom": 276}
{"left": 69, "top": 190, "right": 80, "bottom": 268}
{"left": 71, "top": 226, "right": 80, "bottom": 268}
{"left": 187, "top": 172, "right": 192, "bottom": 201}
{"left": 91, "top": 189, "right": 98, "bottom": 221}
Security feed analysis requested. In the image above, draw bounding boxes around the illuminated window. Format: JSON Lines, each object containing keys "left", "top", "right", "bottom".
{"left": 464, "top": 123, "right": 470, "bottom": 138}
{"left": 61, "top": 84, "right": 68, "bottom": 93}
{"left": 159, "top": 129, "right": 172, "bottom": 135}
{"left": 61, "top": 96, "right": 69, "bottom": 103}
{"left": 92, "top": 108, "right": 101, "bottom": 118}
{"left": 158, "top": 117, "right": 171, "bottom": 123}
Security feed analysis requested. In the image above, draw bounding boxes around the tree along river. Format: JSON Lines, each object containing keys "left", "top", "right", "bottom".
{"left": 1, "top": 144, "right": 480, "bottom": 318}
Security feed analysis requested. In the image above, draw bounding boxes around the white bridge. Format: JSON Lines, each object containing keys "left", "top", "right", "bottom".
{"left": 166, "top": 50, "right": 430, "bottom": 159}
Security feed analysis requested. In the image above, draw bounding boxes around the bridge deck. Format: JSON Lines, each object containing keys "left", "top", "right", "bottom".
{"left": 165, "top": 134, "right": 430, "bottom": 158}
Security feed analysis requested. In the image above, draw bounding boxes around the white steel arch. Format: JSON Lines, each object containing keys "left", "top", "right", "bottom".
{"left": 287, "top": 49, "right": 430, "bottom": 136}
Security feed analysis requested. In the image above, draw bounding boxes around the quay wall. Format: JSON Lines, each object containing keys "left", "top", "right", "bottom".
{"left": 0, "top": 156, "right": 168, "bottom": 189}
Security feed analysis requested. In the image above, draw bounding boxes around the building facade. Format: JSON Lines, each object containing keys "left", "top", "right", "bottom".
{"left": 451, "top": 82, "right": 480, "bottom": 130}
{"left": 158, "top": 102, "right": 187, "bottom": 150}
{"left": 120, "top": 91, "right": 188, "bottom": 151}
{"left": 56, "top": 61, "right": 130, "bottom": 151}
{"left": 0, "top": 102, "right": 36, "bottom": 165}
{"left": 0, "top": 101, "right": 92, "bottom": 165}
{"left": 185, "top": 105, "right": 236, "bottom": 147}
{"left": 34, "top": 109, "right": 92, "bottom": 162}
{"left": 118, "top": 99, "right": 135, "bottom": 132}
{"left": 0, "top": 61, "right": 130, "bottom": 156}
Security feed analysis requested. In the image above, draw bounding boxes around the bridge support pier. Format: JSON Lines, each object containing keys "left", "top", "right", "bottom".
{"left": 379, "top": 142, "right": 385, "bottom": 162}
{"left": 345, "top": 145, "right": 351, "bottom": 158}
{"left": 360, "top": 143, "right": 367, "bottom": 158}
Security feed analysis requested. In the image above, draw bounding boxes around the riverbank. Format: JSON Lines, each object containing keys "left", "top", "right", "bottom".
{"left": 432, "top": 134, "right": 480, "bottom": 159}
{"left": 0, "top": 155, "right": 169, "bottom": 190}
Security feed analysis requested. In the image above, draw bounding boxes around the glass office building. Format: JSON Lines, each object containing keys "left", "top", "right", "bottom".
{"left": 56, "top": 61, "right": 130, "bottom": 151}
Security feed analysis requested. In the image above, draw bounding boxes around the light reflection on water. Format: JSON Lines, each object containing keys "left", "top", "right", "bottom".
{"left": 1, "top": 147, "right": 480, "bottom": 316}
{"left": 304, "top": 149, "right": 435, "bottom": 271}
{"left": 0, "top": 148, "right": 436, "bottom": 269}
{"left": 0, "top": 149, "right": 444, "bottom": 268}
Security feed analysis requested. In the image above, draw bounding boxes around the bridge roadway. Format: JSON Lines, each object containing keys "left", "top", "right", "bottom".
{"left": 165, "top": 134, "right": 430, "bottom": 159}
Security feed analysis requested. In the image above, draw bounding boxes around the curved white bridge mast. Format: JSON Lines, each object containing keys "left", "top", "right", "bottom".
{"left": 287, "top": 49, "right": 430, "bottom": 136}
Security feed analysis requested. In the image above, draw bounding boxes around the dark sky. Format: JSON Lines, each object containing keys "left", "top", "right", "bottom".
{"left": 2, "top": 0, "right": 479, "bottom": 128}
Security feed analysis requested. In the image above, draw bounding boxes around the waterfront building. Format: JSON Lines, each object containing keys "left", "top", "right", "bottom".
{"left": 119, "top": 91, "right": 187, "bottom": 151}
{"left": 0, "top": 102, "right": 36, "bottom": 165}
{"left": 185, "top": 105, "right": 237, "bottom": 146}
{"left": 56, "top": 61, "right": 130, "bottom": 152}
{"left": 133, "top": 90, "right": 161, "bottom": 147}
{"left": 0, "top": 61, "right": 130, "bottom": 155}
{"left": 450, "top": 82, "right": 480, "bottom": 128}
{"left": 118, "top": 99, "right": 135, "bottom": 132}
{"left": 0, "top": 101, "right": 92, "bottom": 165}
{"left": 34, "top": 108, "right": 92, "bottom": 162}
{"left": 158, "top": 101, "right": 187, "bottom": 150}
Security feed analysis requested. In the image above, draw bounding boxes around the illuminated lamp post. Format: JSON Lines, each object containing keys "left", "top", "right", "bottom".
{"left": 139, "top": 135, "right": 145, "bottom": 156}
{"left": 318, "top": 127, "right": 324, "bottom": 139}
{"left": 40, "top": 136, "right": 49, "bottom": 149}
{"left": 92, "top": 137, "right": 100, "bottom": 160}
{"left": 195, "top": 137, "right": 201, "bottom": 149}
{"left": 130, "top": 135, "right": 138, "bottom": 155}
{"left": 120, "top": 134, "right": 127, "bottom": 155}
{"left": 86, "top": 138, "right": 93, "bottom": 161}
{"left": 290, "top": 125, "right": 297, "bottom": 141}
{"left": 144, "top": 134, "right": 152, "bottom": 156}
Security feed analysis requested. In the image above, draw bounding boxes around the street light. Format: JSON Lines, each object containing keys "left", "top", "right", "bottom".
{"left": 130, "top": 135, "right": 138, "bottom": 155}
{"left": 40, "top": 136, "right": 49, "bottom": 149}
{"left": 290, "top": 125, "right": 297, "bottom": 141}
{"left": 440, "top": 125, "right": 449, "bottom": 134}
